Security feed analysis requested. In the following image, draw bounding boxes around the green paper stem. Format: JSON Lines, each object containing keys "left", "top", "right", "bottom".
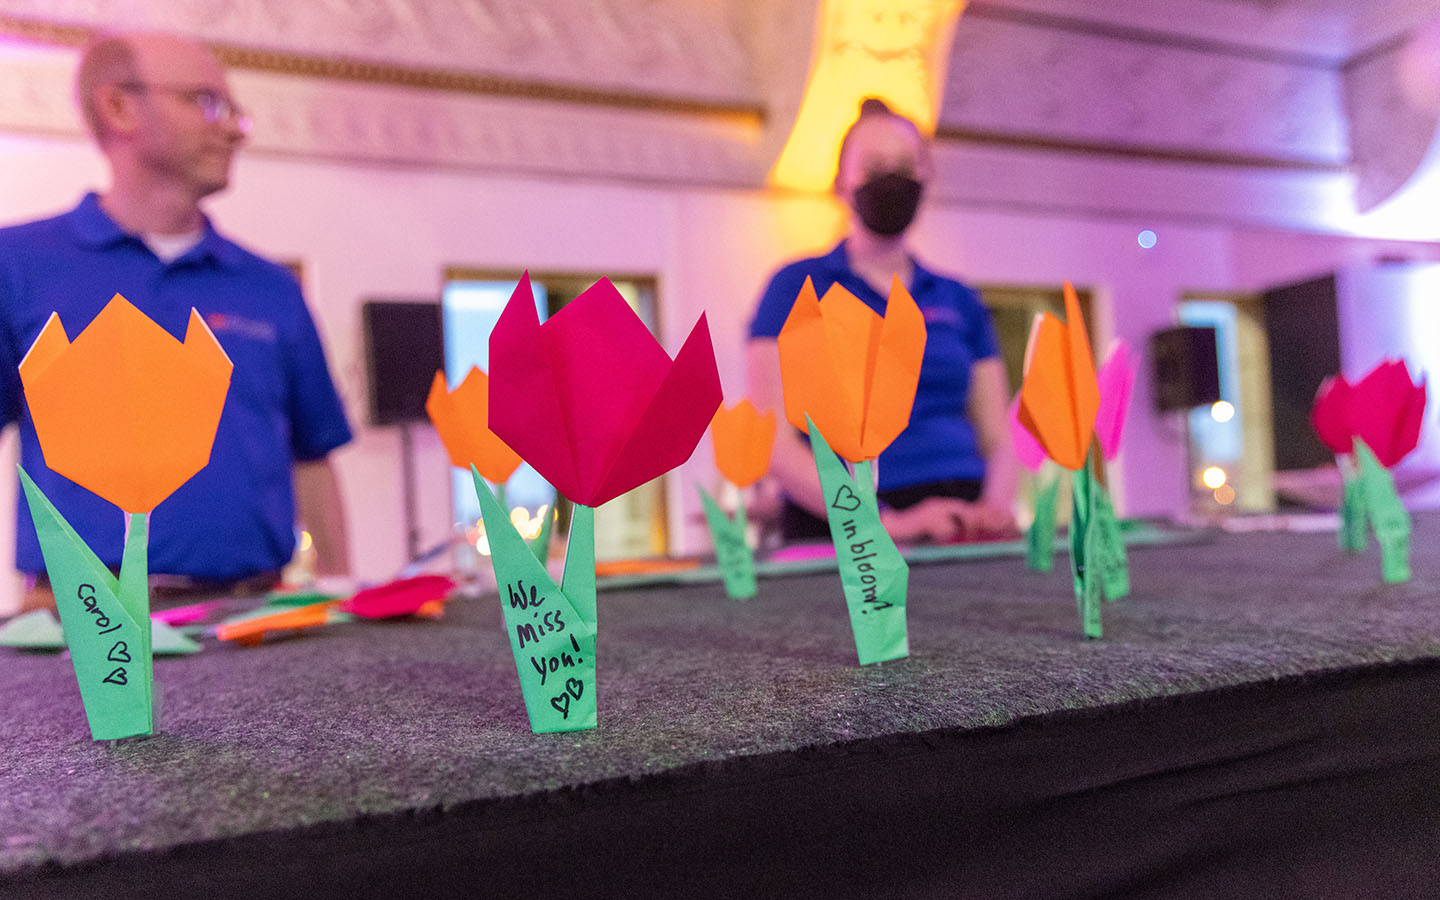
{"left": 1069, "top": 456, "right": 1103, "bottom": 639}
{"left": 472, "top": 467, "right": 596, "bottom": 733}
{"left": 698, "top": 485, "right": 757, "bottom": 599}
{"left": 529, "top": 500, "right": 555, "bottom": 563}
{"left": 807, "top": 418, "right": 909, "bottom": 665}
{"left": 1093, "top": 484, "right": 1130, "bottom": 601}
{"left": 1338, "top": 471, "right": 1368, "bottom": 553}
{"left": 1354, "top": 440, "right": 1411, "bottom": 583}
{"left": 18, "top": 467, "right": 154, "bottom": 740}
{"left": 1025, "top": 471, "right": 1060, "bottom": 572}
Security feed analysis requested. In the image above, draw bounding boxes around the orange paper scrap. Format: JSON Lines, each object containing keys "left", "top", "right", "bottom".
{"left": 777, "top": 276, "right": 926, "bottom": 463}
{"left": 216, "top": 602, "right": 334, "bottom": 646}
{"left": 710, "top": 400, "right": 777, "bottom": 488}
{"left": 425, "top": 368, "right": 523, "bottom": 483}
{"left": 18, "top": 294, "right": 233, "bottom": 513}
{"left": 1018, "top": 282, "right": 1099, "bottom": 471}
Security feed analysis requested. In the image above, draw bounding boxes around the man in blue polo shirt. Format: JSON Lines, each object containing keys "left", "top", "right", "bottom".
{"left": 0, "top": 32, "right": 351, "bottom": 609}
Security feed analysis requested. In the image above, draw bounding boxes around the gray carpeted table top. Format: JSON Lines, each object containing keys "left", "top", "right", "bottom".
{"left": 2, "top": 516, "right": 1438, "bottom": 873}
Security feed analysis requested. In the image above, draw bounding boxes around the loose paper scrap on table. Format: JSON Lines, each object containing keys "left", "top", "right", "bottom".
{"left": 484, "top": 273, "right": 721, "bottom": 732}
{"left": 17, "top": 294, "right": 232, "bottom": 739}
{"left": 777, "top": 275, "right": 925, "bottom": 665}
{"left": 1312, "top": 359, "right": 1427, "bottom": 582}
{"left": 700, "top": 399, "right": 777, "bottom": 600}
{"left": 1016, "top": 282, "right": 1106, "bottom": 638}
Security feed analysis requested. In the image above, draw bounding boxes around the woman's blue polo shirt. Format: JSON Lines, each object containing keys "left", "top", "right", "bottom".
{"left": 749, "top": 241, "right": 999, "bottom": 492}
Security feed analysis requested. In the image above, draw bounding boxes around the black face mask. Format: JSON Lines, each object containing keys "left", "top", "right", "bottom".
{"left": 852, "top": 171, "right": 923, "bottom": 237}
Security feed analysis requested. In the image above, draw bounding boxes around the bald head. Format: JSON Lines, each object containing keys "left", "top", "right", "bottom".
{"left": 76, "top": 32, "right": 227, "bottom": 143}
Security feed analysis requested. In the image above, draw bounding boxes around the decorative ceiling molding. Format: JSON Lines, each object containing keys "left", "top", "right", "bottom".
{"left": 0, "top": 0, "right": 757, "bottom": 105}
{"left": 942, "top": 14, "right": 1349, "bottom": 168}
{"left": 1345, "top": 21, "right": 1440, "bottom": 212}
{"left": 0, "top": 49, "right": 767, "bottom": 187}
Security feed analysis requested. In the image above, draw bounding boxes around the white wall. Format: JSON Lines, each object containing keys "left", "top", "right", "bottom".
{"left": 4, "top": 131, "right": 1440, "bottom": 614}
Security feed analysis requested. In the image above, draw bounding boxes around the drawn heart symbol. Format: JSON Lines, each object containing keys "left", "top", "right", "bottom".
{"left": 103, "top": 667, "right": 128, "bottom": 686}
{"left": 566, "top": 677, "right": 584, "bottom": 700}
{"left": 831, "top": 485, "right": 862, "bottom": 512}
{"left": 107, "top": 641, "right": 131, "bottom": 663}
{"left": 550, "top": 691, "right": 571, "bottom": 719}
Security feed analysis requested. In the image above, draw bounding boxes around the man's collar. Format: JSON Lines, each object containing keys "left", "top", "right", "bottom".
{"left": 67, "top": 192, "right": 239, "bottom": 266}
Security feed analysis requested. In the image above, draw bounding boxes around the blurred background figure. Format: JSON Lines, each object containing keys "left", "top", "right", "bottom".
{"left": 0, "top": 31, "right": 352, "bottom": 610}
{"left": 747, "top": 98, "right": 1017, "bottom": 544}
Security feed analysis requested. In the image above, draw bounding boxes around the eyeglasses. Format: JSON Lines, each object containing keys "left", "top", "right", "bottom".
{"left": 117, "top": 82, "right": 252, "bottom": 134}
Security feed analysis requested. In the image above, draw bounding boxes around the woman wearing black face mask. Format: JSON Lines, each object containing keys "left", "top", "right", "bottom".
{"left": 747, "top": 98, "right": 1018, "bottom": 544}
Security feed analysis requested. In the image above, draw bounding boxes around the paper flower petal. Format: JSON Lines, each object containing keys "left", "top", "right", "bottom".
{"left": 711, "top": 400, "right": 778, "bottom": 489}
{"left": 19, "top": 295, "right": 232, "bottom": 513}
{"left": 425, "top": 368, "right": 523, "bottom": 483}
{"left": 1094, "top": 340, "right": 1136, "bottom": 461}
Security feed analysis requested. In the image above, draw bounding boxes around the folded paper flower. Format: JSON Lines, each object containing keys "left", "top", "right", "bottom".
{"left": 1094, "top": 340, "right": 1136, "bottom": 461}
{"left": 710, "top": 400, "right": 777, "bottom": 488}
{"left": 777, "top": 276, "right": 926, "bottom": 463}
{"left": 1008, "top": 394, "right": 1048, "bottom": 473}
{"left": 19, "top": 294, "right": 233, "bottom": 512}
{"left": 1311, "top": 376, "right": 1353, "bottom": 456}
{"left": 1018, "top": 282, "right": 1099, "bottom": 471}
{"left": 425, "top": 368, "right": 523, "bottom": 483}
{"left": 1312, "top": 359, "right": 1426, "bottom": 468}
{"left": 488, "top": 273, "right": 722, "bottom": 507}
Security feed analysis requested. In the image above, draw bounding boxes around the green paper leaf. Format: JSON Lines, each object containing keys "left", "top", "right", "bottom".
{"left": 474, "top": 467, "right": 596, "bottom": 733}
{"left": 1093, "top": 485, "right": 1131, "bottom": 601}
{"left": 562, "top": 503, "right": 597, "bottom": 632}
{"left": 1069, "top": 459, "right": 1103, "bottom": 639}
{"left": 807, "top": 419, "right": 908, "bottom": 665}
{"left": 0, "top": 609, "right": 66, "bottom": 649}
{"left": 19, "top": 467, "right": 153, "bottom": 740}
{"left": 1339, "top": 472, "right": 1368, "bottom": 553}
{"left": 529, "top": 501, "right": 555, "bottom": 563}
{"left": 698, "top": 486, "right": 757, "bottom": 599}
{"left": 150, "top": 618, "right": 202, "bottom": 654}
{"left": 1026, "top": 473, "right": 1059, "bottom": 572}
{"left": 1354, "top": 439, "right": 1411, "bottom": 583}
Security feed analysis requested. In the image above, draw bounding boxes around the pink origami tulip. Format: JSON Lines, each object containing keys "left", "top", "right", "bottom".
{"left": 1093, "top": 340, "right": 1135, "bottom": 461}
{"left": 1311, "top": 376, "right": 1354, "bottom": 456}
{"left": 1008, "top": 394, "right": 1048, "bottom": 473}
{"left": 1311, "top": 359, "right": 1427, "bottom": 468}
{"left": 487, "top": 273, "right": 723, "bottom": 507}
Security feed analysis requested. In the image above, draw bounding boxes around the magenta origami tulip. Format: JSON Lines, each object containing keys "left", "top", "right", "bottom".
{"left": 1008, "top": 394, "right": 1048, "bottom": 473}
{"left": 1311, "top": 359, "right": 1427, "bottom": 468}
{"left": 1093, "top": 340, "right": 1135, "bottom": 461}
{"left": 487, "top": 273, "right": 723, "bottom": 507}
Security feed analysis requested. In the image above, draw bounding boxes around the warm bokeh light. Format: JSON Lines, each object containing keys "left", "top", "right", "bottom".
{"left": 509, "top": 504, "right": 551, "bottom": 542}
{"left": 1210, "top": 400, "right": 1235, "bottom": 423}
{"left": 770, "top": 0, "right": 966, "bottom": 191}
{"left": 1201, "top": 466, "right": 1228, "bottom": 489}
{"left": 297, "top": 530, "right": 313, "bottom": 553}
{"left": 1213, "top": 484, "right": 1237, "bottom": 505}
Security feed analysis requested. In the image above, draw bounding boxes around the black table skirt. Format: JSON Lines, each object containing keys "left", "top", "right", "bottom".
{"left": 3, "top": 518, "right": 1439, "bottom": 899}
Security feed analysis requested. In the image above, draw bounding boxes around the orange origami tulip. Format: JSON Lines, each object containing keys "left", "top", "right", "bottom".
{"left": 425, "top": 368, "right": 523, "bottom": 483}
{"left": 777, "top": 276, "right": 926, "bottom": 463}
{"left": 1017, "top": 282, "right": 1099, "bottom": 471}
{"left": 710, "top": 400, "right": 777, "bottom": 488}
{"left": 18, "top": 294, "right": 233, "bottom": 513}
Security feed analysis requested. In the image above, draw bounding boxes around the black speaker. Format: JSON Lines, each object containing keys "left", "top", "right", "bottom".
{"left": 362, "top": 300, "right": 444, "bottom": 426}
{"left": 1150, "top": 326, "right": 1221, "bottom": 411}
{"left": 1263, "top": 274, "right": 1342, "bottom": 471}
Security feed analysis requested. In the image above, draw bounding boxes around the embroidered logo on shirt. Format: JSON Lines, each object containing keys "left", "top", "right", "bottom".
{"left": 205, "top": 312, "right": 277, "bottom": 343}
{"left": 921, "top": 306, "right": 961, "bottom": 327}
